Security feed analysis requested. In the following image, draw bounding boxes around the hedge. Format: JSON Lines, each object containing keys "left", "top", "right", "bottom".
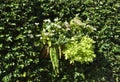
{"left": 0, "top": 0, "right": 120, "bottom": 82}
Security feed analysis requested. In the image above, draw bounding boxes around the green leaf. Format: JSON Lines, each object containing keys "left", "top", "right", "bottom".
{"left": 64, "top": 36, "right": 96, "bottom": 64}
{"left": 50, "top": 46, "right": 59, "bottom": 75}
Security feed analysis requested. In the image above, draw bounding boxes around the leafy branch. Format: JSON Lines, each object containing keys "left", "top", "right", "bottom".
{"left": 41, "top": 16, "right": 96, "bottom": 75}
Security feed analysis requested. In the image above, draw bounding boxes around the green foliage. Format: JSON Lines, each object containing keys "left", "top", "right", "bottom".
{"left": 41, "top": 17, "right": 96, "bottom": 67}
{"left": 50, "top": 47, "right": 59, "bottom": 76}
{"left": 0, "top": 0, "right": 120, "bottom": 82}
{"left": 40, "top": 17, "right": 96, "bottom": 79}
{"left": 84, "top": 0, "right": 120, "bottom": 81}
{"left": 64, "top": 36, "right": 95, "bottom": 64}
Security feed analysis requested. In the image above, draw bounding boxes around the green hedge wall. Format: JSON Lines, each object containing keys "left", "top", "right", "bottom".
{"left": 0, "top": 0, "right": 120, "bottom": 82}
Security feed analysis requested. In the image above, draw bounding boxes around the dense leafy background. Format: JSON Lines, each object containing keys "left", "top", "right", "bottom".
{"left": 0, "top": 0, "right": 120, "bottom": 82}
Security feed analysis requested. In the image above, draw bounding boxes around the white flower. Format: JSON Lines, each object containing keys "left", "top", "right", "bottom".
{"left": 36, "top": 34, "right": 41, "bottom": 37}
{"left": 57, "top": 25, "right": 61, "bottom": 28}
{"left": 35, "top": 23, "right": 39, "bottom": 25}
{"left": 52, "top": 30, "right": 55, "bottom": 32}
{"left": 44, "top": 19, "right": 51, "bottom": 23}
{"left": 54, "top": 23, "right": 57, "bottom": 27}
{"left": 54, "top": 18, "right": 59, "bottom": 21}
{"left": 40, "top": 37, "right": 43, "bottom": 39}
{"left": 71, "top": 37, "right": 75, "bottom": 40}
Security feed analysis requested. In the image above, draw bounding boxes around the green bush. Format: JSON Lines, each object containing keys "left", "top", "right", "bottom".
{"left": 84, "top": 0, "right": 120, "bottom": 81}
{"left": 0, "top": 0, "right": 120, "bottom": 82}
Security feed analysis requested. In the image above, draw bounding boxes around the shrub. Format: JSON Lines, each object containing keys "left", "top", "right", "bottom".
{"left": 0, "top": 0, "right": 120, "bottom": 81}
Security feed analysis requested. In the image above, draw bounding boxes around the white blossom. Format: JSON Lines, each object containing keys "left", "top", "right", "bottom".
{"left": 44, "top": 19, "right": 51, "bottom": 23}
{"left": 35, "top": 23, "right": 39, "bottom": 25}
{"left": 54, "top": 18, "right": 59, "bottom": 21}
{"left": 57, "top": 25, "right": 61, "bottom": 28}
{"left": 52, "top": 30, "right": 55, "bottom": 32}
